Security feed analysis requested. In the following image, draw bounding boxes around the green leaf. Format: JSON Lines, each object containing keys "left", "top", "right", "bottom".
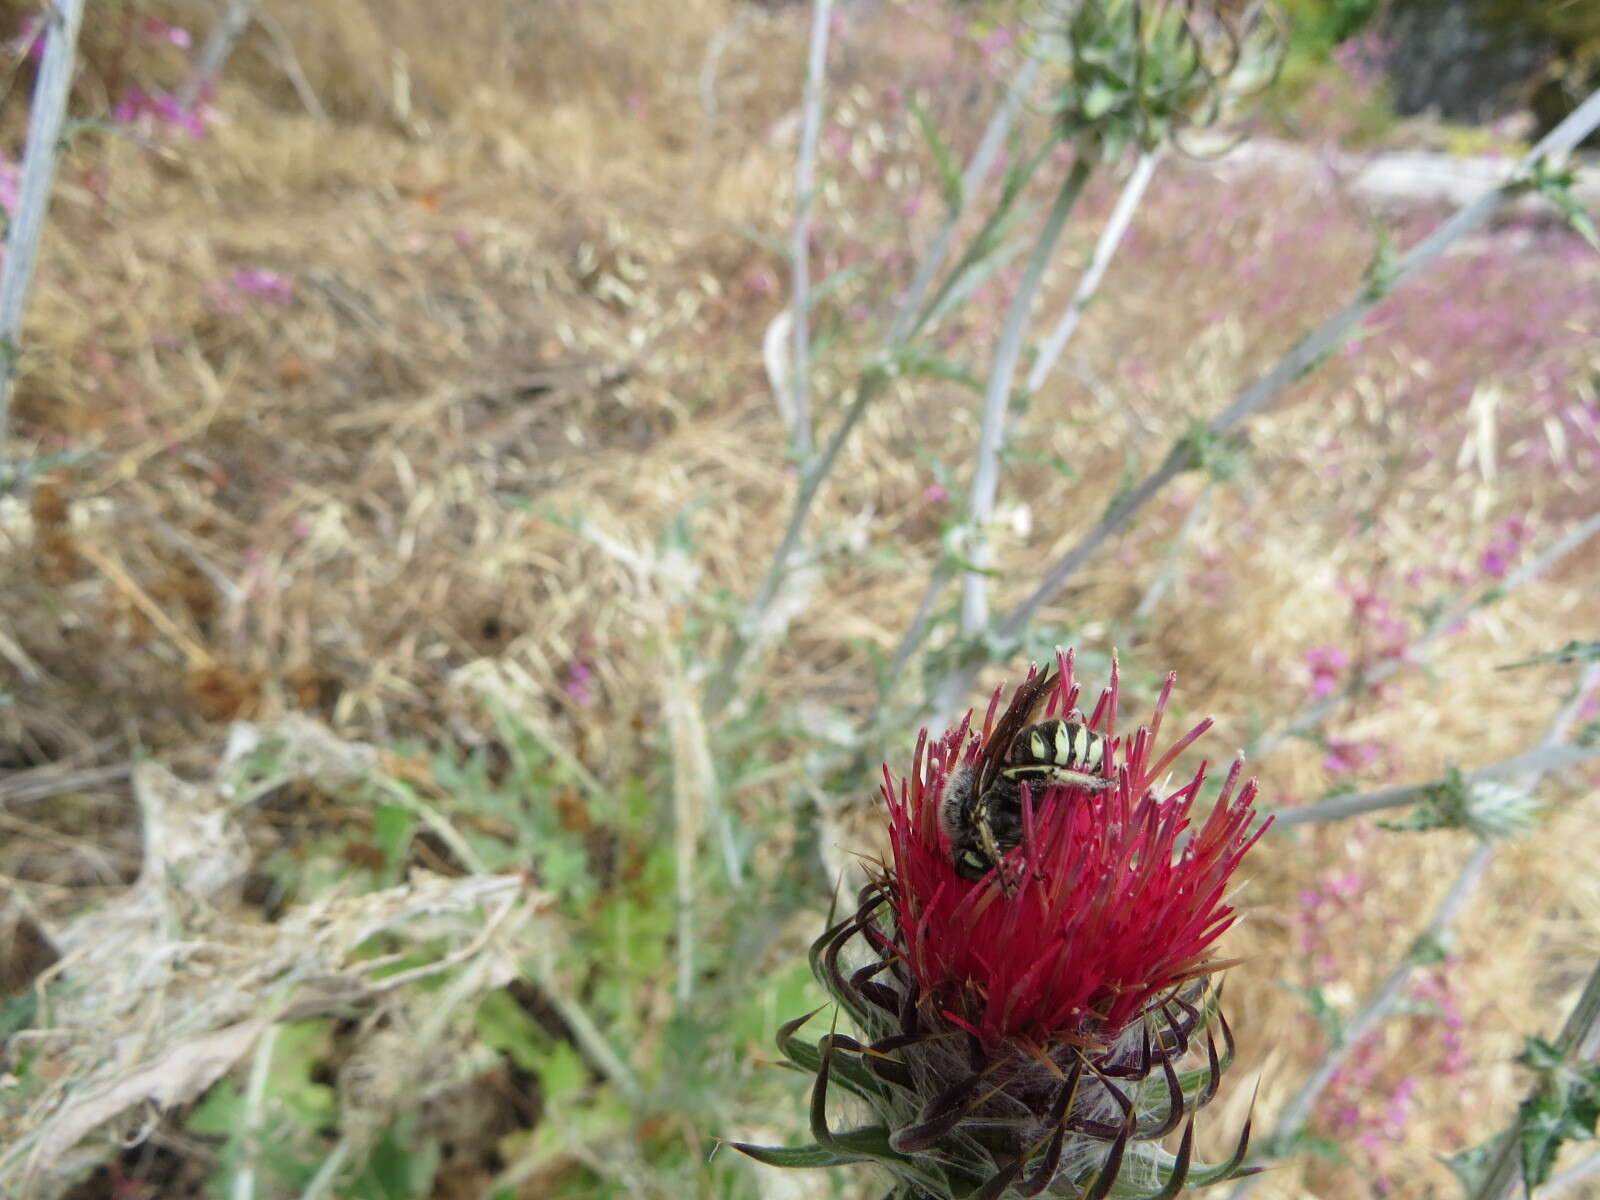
{"left": 1279, "top": 983, "right": 1344, "bottom": 1047}
{"left": 806, "top": 261, "right": 873, "bottom": 312}
{"left": 1362, "top": 224, "right": 1401, "bottom": 301}
{"left": 1406, "top": 928, "right": 1452, "bottom": 967}
{"left": 372, "top": 804, "right": 414, "bottom": 873}
{"left": 538, "top": 1040, "right": 589, "bottom": 1102}
{"left": 1519, "top": 1035, "right": 1566, "bottom": 1073}
{"left": 1516, "top": 158, "right": 1600, "bottom": 254}
{"left": 1175, "top": 420, "right": 1248, "bottom": 483}
{"left": 727, "top": 1140, "right": 874, "bottom": 1169}
{"left": 1497, "top": 640, "right": 1600, "bottom": 671}
{"left": 187, "top": 1078, "right": 243, "bottom": 1138}
{"left": 0, "top": 992, "right": 37, "bottom": 1042}
{"left": 352, "top": 1125, "right": 441, "bottom": 1200}
{"left": 908, "top": 96, "right": 963, "bottom": 210}
{"left": 1378, "top": 766, "right": 1541, "bottom": 839}
{"left": 1443, "top": 1130, "right": 1505, "bottom": 1192}
{"left": 474, "top": 989, "right": 550, "bottom": 1073}
{"left": 1510, "top": 1035, "right": 1600, "bottom": 1188}
{"left": 891, "top": 345, "right": 983, "bottom": 394}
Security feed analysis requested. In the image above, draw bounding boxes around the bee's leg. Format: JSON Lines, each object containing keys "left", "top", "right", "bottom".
{"left": 976, "top": 810, "right": 1002, "bottom": 874}
{"left": 975, "top": 807, "right": 1019, "bottom": 895}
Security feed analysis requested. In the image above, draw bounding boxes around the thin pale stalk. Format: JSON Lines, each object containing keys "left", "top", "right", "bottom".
{"left": 0, "top": 0, "right": 85, "bottom": 475}
{"left": 1248, "top": 509, "right": 1600, "bottom": 758}
{"left": 709, "top": 54, "right": 1040, "bottom": 707}
{"left": 1269, "top": 742, "right": 1600, "bottom": 831}
{"left": 179, "top": 0, "right": 254, "bottom": 108}
{"left": 1024, "top": 148, "right": 1161, "bottom": 396}
{"left": 928, "top": 86, "right": 1600, "bottom": 714}
{"left": 962, "top": 156, "right": 1096, "bottom": 634}
{"left": 229, "top": 1023, "right": 280, "bottom": 1200}
{"left": 252, "top": 8, "right": 327, "bottom": 121}
{"left": 300, "top": 1136, "right": 353, "bottom": 1200}
{"left": 522, "top": 961, "right": 644, "bottom": 1106}
{"left": 1231, "top": 663, "right": 1600, "bottom": 1197}
{"left": 889, "top": 54, "right": 1042, "bottom": 345}
{"left": 706, "top": 370, "right": 886, "bottom": 712}
{"left": 1545, "top": 1147, "right": 1600, "bottom": 1197}
{"left": 675, "top": 789, "right": 696, "bottom": 1005}
{"left": 1469, "top": 955, "right": 1600, "bottom": 1200}
{"left": 888, "top": 564, "right": 954, "bottom": 686}
{"left": 1132, "top": 483, "right": 1212, "bottom": 622}
{"left": 786, "top": 0, "right": 835, "bottom": 459}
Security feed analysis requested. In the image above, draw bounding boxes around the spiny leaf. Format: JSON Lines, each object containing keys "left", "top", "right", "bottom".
{"left": 727, "top": 1140, "right": 874, "bottom": 1169}
{"left": 908, "top": 95, "right": 963, "bottom": 211}
{"left": 1513, "top": 1035, "right": 1600, "bottom": 1188}
{"left": 1515, "top": 157, "right": 1600, "bottom": 254}
{"left": 1498, "top": 640, "right": 1600, "bottom": 671}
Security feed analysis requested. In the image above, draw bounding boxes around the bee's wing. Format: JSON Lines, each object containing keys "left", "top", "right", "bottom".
{"left": 976, "top": 667, "right": 1057, "bottom": 792}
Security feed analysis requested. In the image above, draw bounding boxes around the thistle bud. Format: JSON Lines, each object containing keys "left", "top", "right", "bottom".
{"left": 1039, "top": 0, "right": 1286, "bottom": 156}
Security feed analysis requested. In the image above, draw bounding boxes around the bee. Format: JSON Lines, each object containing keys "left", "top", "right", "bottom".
{"left": 939, "top": 669, "right": 1115, "bottom": 882}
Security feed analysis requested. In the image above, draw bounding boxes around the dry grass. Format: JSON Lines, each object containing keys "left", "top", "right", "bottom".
{"left": 2, "top": 1, "right": 1599, "bottom": 1196}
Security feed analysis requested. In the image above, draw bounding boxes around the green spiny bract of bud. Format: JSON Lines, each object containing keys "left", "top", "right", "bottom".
{"left": 1036, "top": 0, "right": 1286, "bottom": 157}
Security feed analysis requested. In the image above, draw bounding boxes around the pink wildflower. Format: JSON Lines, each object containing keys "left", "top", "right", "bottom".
{"left": 141, "top": 19, "right": 193, "bottom": 48}
{"left": 113, "top": 88, "right": 209, "bottom": 139}
{"left": 0, "top": 150, "right": 18, "bottom": 218}
{"left": 229, "top": 269, "right": 296, "bottom": 305}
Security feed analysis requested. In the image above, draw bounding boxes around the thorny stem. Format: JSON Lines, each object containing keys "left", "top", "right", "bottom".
{"left": 1545, "top": 1146, "right": 1600, "bottom": 1197}
{"left": 178, "top": 0, "right": 254, "bottom": 108}
{"left": 0, "top": 0, "right": 85, "bottom": 479}
{"left": 1230, "top": 662, "right": 1600, "bottom": 1197}
{"left": 1131, "top": 483, "right": 1212, "bottom": 622}
{"left": 888, "top": 564, "right": 955, "bottom": 686}
{"left": 708, "top": 371, "right": 887, "bottom": 712}
{"left": 1024, "top": 148, "right": 1162, "bottom": 397}
{"left": 1247, "top": 509, "right": 1600, "bottom": 759}
{"left": 786, "top": 0, "right": 836, "bottom": 459}
{"left": 299, "top": 1136, "right": 354, "bottom": 1200}
{"left": 707, "top": 55, "right": 1041, "bottom": 712}
{"left": 251, "top": 8, "right": 327, "bottom": 121}
{"left": 228, "top": 1023, "right": 280, "bottom": 1200}
{"left": 962, "top": 155, "right": 1096, "bottom": 635}
{"left": 927, "top": 86, "right": 1600, "bottom": 717}
{"left": 1468, "top": 959, "right": 1600, "bottom": 1199}
{"left": 1268, "top": 742, "right": 1600, "bottom": 831}
{"left": 888, "top": 54, "right": 1042, "bottom": 345}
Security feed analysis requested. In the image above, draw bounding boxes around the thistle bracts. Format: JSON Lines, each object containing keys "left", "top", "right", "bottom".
{"left": 737, "top": 653, "right": 1270, "bottom": 1198}
{"left": 1038, "top": 0, "right": 1286, "bottom": 157}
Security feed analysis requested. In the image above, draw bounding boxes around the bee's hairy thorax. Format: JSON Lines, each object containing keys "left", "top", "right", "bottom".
{"left": 943, "top": 717, "right": 1113, "bottom": 882}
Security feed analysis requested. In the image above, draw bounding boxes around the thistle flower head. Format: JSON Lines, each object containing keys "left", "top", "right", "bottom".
{"left": 739, "top": 652, "right": 1270, "bottom": 1199}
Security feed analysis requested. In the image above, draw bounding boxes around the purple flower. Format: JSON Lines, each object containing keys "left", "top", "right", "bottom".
{"left": 114, "top": 88, "right": 210, "bottom": 139}
{"left": 1322, "top": 737, "right": 1383, "bottom": 775}
{"left": 0, "top": 150, "right": 18, "bottom": 218}
{"left": 229, "top": 269, "right": 296, "bottom": 305}
{"left": 564, "top": 656, "right": 595, "bottom": 706}
{"left": 1304, "top": 645, "right": 1349, "bottom": 698}
{"left": 9, "top": 15, "right": 43, "bottom": 63}
{"left": 141, "top": 18, "right": 193, "bottom": 48}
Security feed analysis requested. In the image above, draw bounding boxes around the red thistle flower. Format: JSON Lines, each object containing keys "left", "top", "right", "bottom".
{"left": 885, "top": 652, "right": 1267, "bottom": 1047}
{"left": 738, "top": 652, "right": 1270, "bottom": 1199}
